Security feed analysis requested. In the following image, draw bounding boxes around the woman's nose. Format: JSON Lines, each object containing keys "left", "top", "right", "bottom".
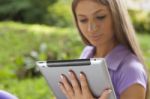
{"left": 88, "top": 22, "right": 97, "bottom": 33}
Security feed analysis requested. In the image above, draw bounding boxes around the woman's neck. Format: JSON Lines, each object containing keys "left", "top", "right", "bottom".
{"left": 94, "top": 41, "right": 119, "bottom": 58}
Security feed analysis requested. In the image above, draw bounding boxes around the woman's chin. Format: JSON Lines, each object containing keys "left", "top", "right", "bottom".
{"left": 90, "top": 41, "right": 103, "bottom": 47}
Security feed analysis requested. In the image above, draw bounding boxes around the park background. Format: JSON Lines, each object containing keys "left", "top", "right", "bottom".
{"left": 0, "top": 0, "right": 150, "bottom": 99}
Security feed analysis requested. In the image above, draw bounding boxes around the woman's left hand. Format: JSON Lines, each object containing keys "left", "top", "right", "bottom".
{"left": 59, "top": 70, "right": 112, "bottom": 99}
{"left": 59, "top": 70, "right": 94, "bottom": 99}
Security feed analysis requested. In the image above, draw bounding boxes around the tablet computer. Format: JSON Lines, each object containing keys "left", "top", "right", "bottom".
{"left": 36, "top": 58, "right": 116, "bottom": 99}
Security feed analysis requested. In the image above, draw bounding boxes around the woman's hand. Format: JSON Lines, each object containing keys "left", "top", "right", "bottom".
{"left": 59, "top": 70, "right": 112, "bottom": 99}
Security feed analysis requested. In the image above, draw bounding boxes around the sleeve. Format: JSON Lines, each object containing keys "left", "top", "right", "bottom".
{"left": 116, "top": 59, "right": 147, "bottom": 94}
{"left": 0, "top": 90, "right": 18, "bottom": 99}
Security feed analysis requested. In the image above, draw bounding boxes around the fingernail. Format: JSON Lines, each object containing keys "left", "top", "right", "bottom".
{"left": 58, "top": 82, "right": 61, "bottom": 86}
{"left": 107, "top": 89, "right": 112, "bottom": 94}
{"left": 60, "top": 75, "right": 64, "bottom": 79}
{"left": 80, "top": 72, "right": 84, "bottom": 77}
{"left": 68, "top": 71, "right": 72, "bottom": 76}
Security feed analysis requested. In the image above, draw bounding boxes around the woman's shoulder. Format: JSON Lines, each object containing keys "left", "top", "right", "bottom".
{"left": 107, "top": 44, "right": 148, "bottom": 94}
{"left": 115, "top": 52, "right": 147, "bottom": 94}
{"left": 121, "top": 52, "right": 145, "bottom": 73}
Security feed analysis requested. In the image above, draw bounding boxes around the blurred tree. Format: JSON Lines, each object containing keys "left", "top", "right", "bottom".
{"left": 0, "top": 0, "right": 57, "bottom": 24}
{"left": 46, "top": 0, "right": 73, "bottom": 27}
{"left": 129, "top": 10, "right": 150, "bottom": 33}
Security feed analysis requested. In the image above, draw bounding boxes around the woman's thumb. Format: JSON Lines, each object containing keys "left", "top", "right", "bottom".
{"left": 99, "top": 89, "right": 112, "bottom": 99}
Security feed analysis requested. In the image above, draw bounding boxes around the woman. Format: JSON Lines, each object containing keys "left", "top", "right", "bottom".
{"left": 58, "top": 0, "right": 149, "bottom": 99}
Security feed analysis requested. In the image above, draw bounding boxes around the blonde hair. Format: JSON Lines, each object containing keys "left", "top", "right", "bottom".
{"left": 72, "top": 0, "right": 149, "bottom": 98}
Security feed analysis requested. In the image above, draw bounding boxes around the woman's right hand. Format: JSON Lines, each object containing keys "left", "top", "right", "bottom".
{"left": 98, "top": 89, "right": 112, "bottom": 99}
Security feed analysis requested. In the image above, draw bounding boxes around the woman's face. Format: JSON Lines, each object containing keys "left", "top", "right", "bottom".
{"left": 75, "top": 0, "right": 115, "bottom": 46}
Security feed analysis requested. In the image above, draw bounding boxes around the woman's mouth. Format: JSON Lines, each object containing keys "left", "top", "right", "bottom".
{"left": 89, "top": 33, "right": 103, "bottom": 40}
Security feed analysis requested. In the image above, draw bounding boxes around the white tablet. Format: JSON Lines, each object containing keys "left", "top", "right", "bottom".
{"left": 36, "top": 58, "right": 116, "bottom": 99}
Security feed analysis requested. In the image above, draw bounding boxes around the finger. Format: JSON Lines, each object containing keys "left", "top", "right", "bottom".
{"left": 99, "top": 89, "right": 112, "bottom": 99}
{"left": 80, "top": 72, "right": 91, "bottom": 94}
{"left": 58, "top": 82, "right": 70, "bottom": 98}
{"left": 60, "top": 74, "right": 74, "bottom": 97}
{"left": 68, "top": 70, "right": 81, "bottom": 95}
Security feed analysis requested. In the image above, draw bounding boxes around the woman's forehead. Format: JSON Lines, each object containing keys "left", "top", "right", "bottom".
{"left": 75, "top": 0, "right": 108, "bottom": 16}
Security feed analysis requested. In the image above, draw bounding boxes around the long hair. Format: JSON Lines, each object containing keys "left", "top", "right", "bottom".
{"left": 72, "top": 0, "right": 149, "bottom": 98}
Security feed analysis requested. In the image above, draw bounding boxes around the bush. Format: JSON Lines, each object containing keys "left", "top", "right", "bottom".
{"left": 0, "top": 21, "right": 83, "bottom": 98}
{"left": 129, "top": 10, "right": 150, "bottom": 33}
{"left": 0, "top": 21, "right": 83, "bottom": 80}
{"left": 0, "top": 0, "right": 74, "bottom": 27}
{"left": 0, "top": 0, "right": 57, "bottom": 24}
{"left": 46, "top": 0, "right": 73, "bottom": 27}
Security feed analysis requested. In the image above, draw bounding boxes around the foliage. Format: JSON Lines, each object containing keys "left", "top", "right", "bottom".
{"left": 0, "top": 21, "right": 83, "bottom": 98}
{"left": 0, "top": 0, "right": 150, "bottom": 30}
{"left": 137, "top": 33, "right": 150, "bottom": 67}
{"left": 129, "top": 10, "right": 150, "bottom": 33}
{"left": 0, "top": 21, "right": 83, "bottom": 79}
{"left": 0, "top": 0, "right": 57, "bottom": 24}
{"left": 0, "top": 0, "right": 73, "bottom": 27}
{"left": 46, "top": 0, "right": 73, "bottom": 27}
{"left": 0, "top": 77, "right": 54, "bottom": 99}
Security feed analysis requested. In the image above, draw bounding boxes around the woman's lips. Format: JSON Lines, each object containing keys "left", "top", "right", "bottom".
{"left": 89, "top": 33, "right": 103, "bottom": 40}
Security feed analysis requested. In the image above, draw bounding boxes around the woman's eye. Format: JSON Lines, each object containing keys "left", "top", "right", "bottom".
{"left": 79, "top": 19, "right": 87, "bottom": 23}
{"left": 96, "top": 16, "right": 106, "bottom": 20}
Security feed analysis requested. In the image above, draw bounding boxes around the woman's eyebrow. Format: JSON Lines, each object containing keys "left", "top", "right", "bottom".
{"left": 77, "top": 9, "right": 105, "bottom": 17}
{"left": 93, "top": 9, "right": 105, "bottom": 15}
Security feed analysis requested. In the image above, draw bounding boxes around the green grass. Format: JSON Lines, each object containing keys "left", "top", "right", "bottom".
{"left": 0, "top": 21, "right": 150, "bottom": 99}
{"left": 0, "top": 21, "right": 83, "bottom": 99}
{"left": 137, "top": 33, "right": 150, "bottom": 67}
{"left": 0, "top": 21, "right": 83, "bottom": 77}
{"left": 0, "top": 77, "right": 54, "bottom": 99}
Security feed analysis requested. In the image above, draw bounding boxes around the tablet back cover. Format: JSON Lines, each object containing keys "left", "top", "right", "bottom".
{"left": 37, "top": 58, "right": 116, "bottom": 99}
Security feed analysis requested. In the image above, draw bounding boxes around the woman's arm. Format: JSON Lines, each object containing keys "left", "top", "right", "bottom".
{"left": 120, "top": 84, "right": 146, "bottom": 99}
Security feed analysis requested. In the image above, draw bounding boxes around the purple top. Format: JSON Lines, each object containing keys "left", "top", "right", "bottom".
{"left": 80, "top": 44, "right": 147, "bottom": 99}
{"left": 0, "top": 90, "right": 18, "bottom": 99}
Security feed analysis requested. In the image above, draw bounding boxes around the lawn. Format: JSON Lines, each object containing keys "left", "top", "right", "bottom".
{"left": 0, "top": 21, "right": 150, "bottom": 99}
{"left": 0, "top": 21, "right": 83, "bottom": 99}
